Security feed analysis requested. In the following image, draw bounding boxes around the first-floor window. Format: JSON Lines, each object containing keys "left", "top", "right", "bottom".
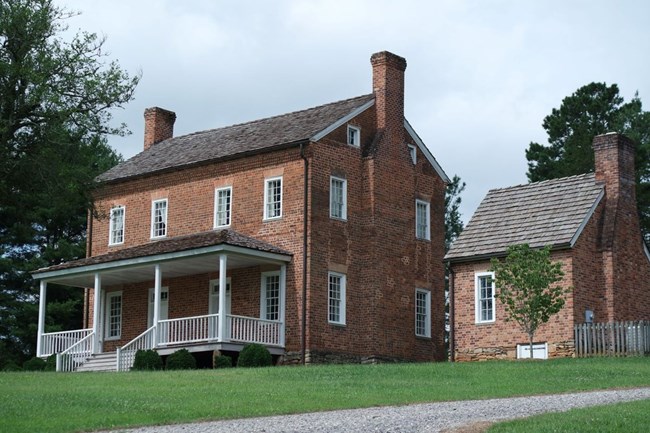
{"left": 105, "top": 292, "right": 122, "bottom": 340}
{"left": 214, "top": 187, "right": 232, "bottom": 228}
{"left": 261, "top": 272, "right": 280, "bottom": 321}
{"left": 109, "top": 206, "right": 125, "bottom": 245}
{"left": 476, "top": 272, "right": 495, "bottom": 323}
{"left": 415, "top": 289, "right": 431, "bottom": 337}
{"left": 151, "top": 199, "right": 168, "bottom": 238}
{"left": 328, "top": 272, "right": 346, "bottom": 325}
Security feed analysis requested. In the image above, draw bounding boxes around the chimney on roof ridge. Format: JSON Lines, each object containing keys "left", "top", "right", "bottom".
{"left": 593, "top": 132, "right": 636, "bottom": 203}
{"left": 371, "top": 51, "right": 407, "bottom": 134}
{"left": 144, "top": 107, "right": 176, "bottom": 151}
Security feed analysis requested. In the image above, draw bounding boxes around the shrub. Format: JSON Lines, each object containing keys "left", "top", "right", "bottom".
{"left": 237, "top": 344, "right": 272, "bottom": 368}
{"left": 23, "top": 357, "right": 46, "bottom": 371}
{"left": 166, "top": 349, "right": 196, "bottom": 370}
{"left": 44, "top": 354, "right": 57, "bottom": 371}
{"left": 2, "top": 361, "right": 21, "bottom": 372}
{"left": 132, "top": 349, "right": 163, "bottom": 371}
{"left": 214, "top": 355, "right": 233, "bottom": 369}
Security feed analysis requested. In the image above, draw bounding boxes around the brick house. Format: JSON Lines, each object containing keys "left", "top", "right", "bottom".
{"left": 445, "top": 133, "right": 650, "bottom": 361}
{"left": 33, "top": 51, "right": 450, "bottom": 371}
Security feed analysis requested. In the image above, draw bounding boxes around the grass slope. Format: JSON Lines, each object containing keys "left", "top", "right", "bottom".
{"left": 0, "top": 357, "right": 648, "bottom": 433}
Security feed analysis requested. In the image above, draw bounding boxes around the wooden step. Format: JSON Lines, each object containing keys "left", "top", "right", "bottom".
{"left": 75, "top": 352, "right": 117, "bottom": 372}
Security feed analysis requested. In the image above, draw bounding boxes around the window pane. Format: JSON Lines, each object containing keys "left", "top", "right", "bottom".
{"left": 152, "top": 200, "right": 167, "bottom": 237}
{"left": 478, "top": 276, "right": 494, "bottom": 322}
{"left": 110, "top": 207, "right": 124, "bottom": 244}
{"left": 330, "top": 178, "right": 346, "bottom": 219}
{"left": 108, "top": 294, "right": 122, "bottom": 338}
{"left": 216, "top": 188, "right": 231, "bottom": 226}
{"left": 265, "top": 179, "right": 282, "bottom": 219}
{"left": 416, "top": 201, "right": 429, "bottom": 239}
{"left": 265, "top": 275, "right": 280, "bottom": 321}
{"left": 415, "top": 291, "right": 428, "bottom": 336}
{"left": 329, "top": 274, "right": 342, "bottom": 323}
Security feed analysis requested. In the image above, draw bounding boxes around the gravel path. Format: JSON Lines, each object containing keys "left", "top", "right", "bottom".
{"left": 106, "top": 387, "right": 650, "bottom": 433}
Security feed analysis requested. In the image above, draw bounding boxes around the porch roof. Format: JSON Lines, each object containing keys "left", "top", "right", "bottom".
{"left": 32, "top": 229, "right": 292, "bottom": 287}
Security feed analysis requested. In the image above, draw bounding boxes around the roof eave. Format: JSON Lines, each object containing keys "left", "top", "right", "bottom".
{"left": 569, "top": 188, "right": 605, "bottom": 247}
{"left": 445, "top": 242, "right": 573, "bottom": 264}
{"left": 310, "top": 99, "right": 375, "bottom": 142}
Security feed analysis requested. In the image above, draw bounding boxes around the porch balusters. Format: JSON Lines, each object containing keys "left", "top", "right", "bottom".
{"left": 218, "top": 254, "right": 228, "bottom": 342}
{"left": 36, "top": 280, "right": 47, "bottom": 357}
{"left": 92, "top": 273, "right": 102, "bottom": 354}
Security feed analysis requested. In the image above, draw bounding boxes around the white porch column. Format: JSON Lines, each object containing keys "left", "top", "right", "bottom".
{"left": 153, "top": 264, "right": 162, "bottom": 344}
{"left": 92, "top": 273, "right": 102, "bottom": 353}
{"left": 217, "top": 254, "right": 228, "bottom": 342}
{"left": 279, "top": 264, "right": 287, "bottom": 347}
{"left": 36, "top": 280, "right": 47, "bottom": 357}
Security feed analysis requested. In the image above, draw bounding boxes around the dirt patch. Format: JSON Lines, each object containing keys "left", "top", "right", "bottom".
{"left": 441, "top": 421, "right": 494, "bottom": 433}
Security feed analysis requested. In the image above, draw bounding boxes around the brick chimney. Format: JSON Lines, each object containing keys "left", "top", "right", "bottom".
{"left": 371, "top": 51, "right": 407, "bottom": 134}
{"left": 144, "top": 107, "right": 176, "bottom": 151}
{"left": 593, "top": 132, "right": 636, "bottom": 208}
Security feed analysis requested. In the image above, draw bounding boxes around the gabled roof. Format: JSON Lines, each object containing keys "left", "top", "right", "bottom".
{"left": 445, "top": 173, "right": 604, "bottom": 262}
{"left": 97, "top": 94, "right": 375, "bottom": 183}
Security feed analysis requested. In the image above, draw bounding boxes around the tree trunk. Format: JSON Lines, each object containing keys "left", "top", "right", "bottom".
{"left": 529, "top": 333, "right": 534, "bottom": 359}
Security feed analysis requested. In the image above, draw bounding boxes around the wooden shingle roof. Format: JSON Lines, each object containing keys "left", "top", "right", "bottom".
{"left": 445, "top": 173, "right": 604, "bottom": 262}
{"left": 97, "top": 94, "right": 375, "bottom": 183}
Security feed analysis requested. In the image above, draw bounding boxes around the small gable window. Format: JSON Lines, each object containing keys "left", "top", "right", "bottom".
{"left": 347, "top": 125, "right": 360, "bottom": 147}
{"left": 408, "top": 144, "right": 417, "bottom": 165}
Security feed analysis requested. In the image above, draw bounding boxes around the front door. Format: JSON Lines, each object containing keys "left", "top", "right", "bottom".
{"left": 148, "top": 286, "right": 169, "bottom": 327}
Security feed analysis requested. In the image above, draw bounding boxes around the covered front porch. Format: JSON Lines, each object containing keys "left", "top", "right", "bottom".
{"left": 33, "top": 230, "right": 292, "bottom": 371}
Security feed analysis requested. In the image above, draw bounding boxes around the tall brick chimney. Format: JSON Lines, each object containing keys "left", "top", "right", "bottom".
{"left": 593, "top": 132, "right": 636, "bottom": 209}
{"left": 144, "top": 107, "right": 176, "bottom": 151}
{"left": 371, "top": 51, "right": 407, "bottom": 134}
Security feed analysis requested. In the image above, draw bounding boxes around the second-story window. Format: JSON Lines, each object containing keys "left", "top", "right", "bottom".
{"left": 109, "top": 205, "right": 125, "bottom": 245}
{"left": 264, "top": 177, "right": 282, "bottom": 220}
{"left": 416, "top": 199, "right": 430, "bottom": 240}
{"left": 330, "top": 176, "right": 347, "bottom": 220}
{"left": 151, "top": 199, "right": 168, "bottom": 239}
{"left": 214, "top": 187, "right": 232, "bottom": 228}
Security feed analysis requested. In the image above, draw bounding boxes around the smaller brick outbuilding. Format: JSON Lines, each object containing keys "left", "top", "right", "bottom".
{"left": 446, "top": 133, "right": 650, "bottom": 361}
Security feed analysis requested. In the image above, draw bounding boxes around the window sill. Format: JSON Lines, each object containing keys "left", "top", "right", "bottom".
{"left": 104, "top": 336, "right": 121, "bottom": 341}
{"left": 328, "top": 322, "right": 346, "bottom": 328}
{"left": 329, "top": 216, "right": 348, "bottom": 222}
{"left": 415, "top": 334, "right": 431, "bottom": 340}
{"left": 263, "top": 217, "right": 282, "bottom": 222}
{"left": 108, "top": 242, "right": 124, "bottom": 247}
{"left": 475, "top": 321, "right": 496, "bottom": 326}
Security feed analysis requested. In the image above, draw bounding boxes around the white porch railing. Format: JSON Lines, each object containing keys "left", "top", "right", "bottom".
{"left": 158, "top": 314, "right": 219, "bottom": 346}
{"left": 116, "top": 326, "right": 156, "bottom": 372}
{"left": 40, "top": 328, "right": 92, "bottom": 357}
{"left": 228, "top": 315, "right": 281, "bottom": 346}
{"left": 56, "top": 332, "right": 95, "bottom": 372}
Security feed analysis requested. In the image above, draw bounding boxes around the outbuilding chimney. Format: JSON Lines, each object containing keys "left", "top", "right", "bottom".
{"left": 144, "top": 107, "right": 176, "bottom": 151}
{"left": 371, "top": 51, "right": 407, "bottom": 135}
{"left": 593, "top": 132, "right": 636, "bottom": 207}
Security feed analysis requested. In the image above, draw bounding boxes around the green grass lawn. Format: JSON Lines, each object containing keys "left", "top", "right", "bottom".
{"left": 0, "top": 357, "right": 648, "bottom": 433}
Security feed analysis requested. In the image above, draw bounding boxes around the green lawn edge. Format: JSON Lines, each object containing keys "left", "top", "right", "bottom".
{"left": 1, "top": 357, "right": 648, "bottom": 433}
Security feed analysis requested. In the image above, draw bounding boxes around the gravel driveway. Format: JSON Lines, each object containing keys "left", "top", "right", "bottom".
{"left": 106, "top": 387, "right": 650, "bottom": 433}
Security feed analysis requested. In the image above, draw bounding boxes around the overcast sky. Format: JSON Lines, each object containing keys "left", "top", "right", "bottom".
{"left": 57, "top": 0, "right": 649, "bottom": 222}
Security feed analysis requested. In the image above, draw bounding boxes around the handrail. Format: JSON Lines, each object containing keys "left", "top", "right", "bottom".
{"left": 158, "top": 314, "right": 218, "bottom": 346}
{"left": 228, "top": 314, "right": 281, "bottom": 346}
{"left": 116, "top": 326, "right": 156, "bottom": 372}
{"left": 40, "top": 328, "right": 92, "bottom": 357}
{"left": 56, "top": 332, "right": 95, "bottom": 372}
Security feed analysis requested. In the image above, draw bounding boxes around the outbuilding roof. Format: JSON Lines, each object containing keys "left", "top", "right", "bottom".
{"left": 445, "top": 173, "right": 604, "bottom": 262}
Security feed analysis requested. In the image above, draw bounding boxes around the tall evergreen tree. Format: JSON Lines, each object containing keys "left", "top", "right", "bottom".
{"left": 0, "top": 0, "right": 139, "bottom": 367}
{"left": 525, "top": 82, "right": 650, "bottom": 241}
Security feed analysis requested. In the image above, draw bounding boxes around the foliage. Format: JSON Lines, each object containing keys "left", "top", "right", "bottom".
{"left": 22, "top": 356, "right": 46, "bottom": 371}
{"left": 444, "top": 174, "right": 466, "bottom": 252}
{"left": 213, "top": 354, "right": 232, "bottom": 369}
{"left": 44, "top": 354, "right": 56, "bottom": 371}
{"left": 490, "top": 244, "right": 567, "bottom": 358}
{"left": 131, "top": 350, "right": 163, "bottom": 371}
{"left": 1, "top": 361, "right": 21, "bottom": 371}
{"left": 237, "top": 343, "right": 272, "bottom": 367}
{"left": 0, "top": 358, "right": 649, "bottom": 433}
{"left": 165, "top": 349, "right": 196, "bottom": 370}
{"left": 0, "top": 0, "right": 139, "bottom": 364}
{"left": 525, "top": 82, "right": 650, "bottom": 241}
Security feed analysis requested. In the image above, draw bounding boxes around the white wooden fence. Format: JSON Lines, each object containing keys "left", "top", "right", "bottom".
{"left": 574, "top": 321, "right": 650, "bottom": 357}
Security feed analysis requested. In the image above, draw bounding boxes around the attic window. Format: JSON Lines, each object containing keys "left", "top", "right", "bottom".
{"left": 347, "top": 125, "right": 360, "bottom": 147}
{"left": 408, "top": 144, "right": 417, "bottom": 164}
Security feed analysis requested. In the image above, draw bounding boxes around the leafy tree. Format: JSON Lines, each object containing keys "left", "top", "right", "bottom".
{"left": 490, "top": 244, "right": 568, "bottom": 359}
{"left": 525, "top": 82, "right": 650, "bottom": 241}
{"left": 444, "top": 175, "right": 465, "bottom": 252}
{"left": 0, "top": 0, "right": 139, "bottom": 366}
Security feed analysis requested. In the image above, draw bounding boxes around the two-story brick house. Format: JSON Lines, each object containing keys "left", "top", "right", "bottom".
{"left": 445, "top": 133, "right": 650, "bottom": 361}
{"left": 33, "top": 51, "right": 450, "bottom": 371}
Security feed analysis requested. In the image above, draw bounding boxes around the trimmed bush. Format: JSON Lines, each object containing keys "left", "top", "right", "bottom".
{"left": 44, "top": 354, "right": 57, "bottom": 371}
{"left": 132, "top": 349, "right": 163, "bottom": 371}
{"left": 214, "top": 355, "right": 233, "bottom": 369}
{"left": 166, "top": 349, "right": 196, "bottom": 370}
{"left": 23, "top": 357, "right": 46, "bottom": 371}
{"left": 237, "top": 344, "right": 272, "bottom": 368}
{"left": 2, "top": 361, "right": 21, "bottom": 371}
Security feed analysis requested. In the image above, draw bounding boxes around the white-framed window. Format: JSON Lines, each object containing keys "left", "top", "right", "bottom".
{"left": 151, "top": 199, "right": 168, "bottom": 238}
{"left": 330, "top": 176, "right": 347, "bottom": 220}
{"left": 109, "top": 205, "right": 125, "bottom": 245}
{"left": 415, "top": 199, "right": 430, "bottom": 240}
{"left": 260, "top": 271, "right": 280, "bottom": 321}
{"left": 347, "top": 125, "right": 360, "bottom": 147}
{"left": 214, "top": 187, "right": 232, "bottom": 228}
{"left": 328, "top": 271, "right": 346, "bottom": 325}
{"left": 475, "top": 272, "right": 495, "bottom": 323}
{"left": 408, "top": 144, "right": 417, "bottom": 164}
{"left": 105, "top": 291, "right": 122, "bottom": 340}
{"left": 264, "top": 177, "right": 282, "bottom": 220}
{"left": 415, "top": 288, "right": 431, "bottom": 338}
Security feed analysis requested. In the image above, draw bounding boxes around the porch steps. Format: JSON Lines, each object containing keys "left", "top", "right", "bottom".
{"left": 75, "top": 352, "right": 117, "bottom": 372}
